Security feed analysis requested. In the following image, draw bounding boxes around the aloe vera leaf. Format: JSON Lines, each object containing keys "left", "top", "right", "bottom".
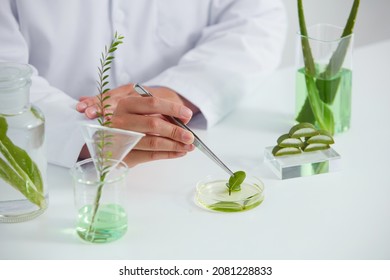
{"left": 324, "top": 0, "right": 360, "bottom": 78}
{"left": 316, "top": 75, "right": 341, "bottom": 105}
{"left": 297, "top": 0, "right": 315, "bottom": 76}
{"left": 314, "top": 0, "right": 359, "bottom": 105}
{"left": 1, "top": 136, "right": 43, "bottom": 192}
{"left": 304, "top": 74, "right": 335, "bottom": 135}
{"left": 0, "top": 118, "right": 43, "bottom": 192}
{"left": 0, "top": 141, "right": 45, "bottom": 208}
{"left": 0, "top": 117, "right": 45, "bottom": 207}
{"left": 295, "top": 97, "right": 315, "bottom": 123}
{"left": 315, "top": 0, "right": 359, "bottom": 104}
{"left": 0, "top": 157, "right": 26, "bottom": 191}
{"left": 296, "top": 0, "right": 359, "bottom": 120}
{"left": 0, "top": 157, "right": 45, "bottom": 208}
{"left": 297, "top": 0, "right": 335, "bottom": 133}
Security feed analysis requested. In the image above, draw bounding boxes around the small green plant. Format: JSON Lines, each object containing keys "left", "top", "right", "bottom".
{"left": 97, "top": 32, "right": 124, "bottom": 128}
{"left": 295, "top": 0, "right": 360, "bottom": 135}
{"left": 226, "top": 171, "right": 246, "bottom": 195}
{"left": 87, "top": 32, "right": 124, "bottom": 236}
{"left": 94, "top": 32, "right": 124, "bottom": 178}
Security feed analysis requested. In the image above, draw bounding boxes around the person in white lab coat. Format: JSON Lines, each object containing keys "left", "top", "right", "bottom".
{"left": 0, "top": 0, "right": 287, "bottom": 168}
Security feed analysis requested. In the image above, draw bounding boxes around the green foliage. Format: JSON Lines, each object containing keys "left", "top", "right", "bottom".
{"left": 226, "top": 171, "right": 246, "bottom": 195}
{"left": 87, "top": 32, "right": 124, "bottom": 236}
{"left": 0, "top": 117, "right": 45, "bottom": 208}
{"left": 96, "top": 31, "right": 124, "bottom": 128}
{"left": 95, "top": 32, "right": 124, "bottom": 176}
{"left": 296, "top": 0, "right": 360, "bottom": 135}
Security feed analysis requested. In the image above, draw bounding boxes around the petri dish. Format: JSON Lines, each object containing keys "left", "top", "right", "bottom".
{"left": 195, "top": 175, "right": 264, "bottom": 212}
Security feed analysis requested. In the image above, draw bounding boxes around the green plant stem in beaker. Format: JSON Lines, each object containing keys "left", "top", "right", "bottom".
{"left": 295, "top": 66, "right": 352, "bottom": 134}
{"left": 76, "top": 203, "right": 128, "bottom": 243}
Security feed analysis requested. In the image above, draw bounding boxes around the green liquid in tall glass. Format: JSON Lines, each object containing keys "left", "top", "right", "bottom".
{"left": 295, "top": 67, "right": 352, "bottom": 134}
{"left": 76, "top": 204, "right": 128, "bottom": 243}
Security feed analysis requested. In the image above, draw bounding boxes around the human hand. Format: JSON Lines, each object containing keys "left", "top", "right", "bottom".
{"left": 76, "top": 83, "right": 199, "bottom": 119}
{"left": 77, "top": 91, "right": 196, "bottom": 167}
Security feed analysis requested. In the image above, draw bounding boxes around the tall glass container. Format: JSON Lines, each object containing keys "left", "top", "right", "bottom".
{"left": 295, "top": 24, "right": 353, "bottom": 135}
{"left": 0, "top": 62, "right": 47, "bottom": 222}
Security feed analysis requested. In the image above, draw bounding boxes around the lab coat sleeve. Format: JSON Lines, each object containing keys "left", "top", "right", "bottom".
{"left": 145, "top": 0, "right": 287, "bottom": 128}
{"left": 0, "top": 0, "right": 86, "bottom": 168}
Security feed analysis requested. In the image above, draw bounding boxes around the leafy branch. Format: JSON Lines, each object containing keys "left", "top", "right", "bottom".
{"left": 87, "top": 32, "right": 124, "bottom": 238}
{"left": 94, "top": 31, "right": 124, "bottom": 179}
{"left": 97, "top": 32, "right": 124, "bottom": 128}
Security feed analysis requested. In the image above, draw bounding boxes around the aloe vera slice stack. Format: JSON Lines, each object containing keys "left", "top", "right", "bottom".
{"left": 272, "top": 122, "right": 334, "bottom": 156}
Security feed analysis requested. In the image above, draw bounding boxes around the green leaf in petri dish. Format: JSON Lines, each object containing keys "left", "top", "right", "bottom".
{"left": 226, "top": 171, "right": 246, "bottom": 195}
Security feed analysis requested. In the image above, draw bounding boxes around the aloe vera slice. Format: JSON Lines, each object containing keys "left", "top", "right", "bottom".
{"left": 303, "top": 143, "right": 330, "bottom": 152}
{"left": 307, "top": 130, "right": 334, "bottom": 144}
{"left": 289, "top": 123, "right": 318, "bottom": 138}
{"left": 272, "top": 146, "right": 301, "bottom": 157}
{"left": 277, "top": 134, "right": 304, "bottom": 148}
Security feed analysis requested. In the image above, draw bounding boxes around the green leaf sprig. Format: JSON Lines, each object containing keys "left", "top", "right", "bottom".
{"left": 97, "top": 31, "right": 124, "bottom": 128}
{"left": 87, "top": 32, "right": 124, "bottom": 238}
{"left": 94, "top": 32, "right": 124, "bottom": 177}
{"left": 296, "top": 0, "right": 360, "bottom": 135}
{"left": 226, "top": 171, "right": 246, "bottom": 195}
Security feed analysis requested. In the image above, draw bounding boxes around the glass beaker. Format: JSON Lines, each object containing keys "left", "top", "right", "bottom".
{"left": 71, "top": 158, "right": 129, "bottom": 243}
{"left": 295, "top": 24, "right": 354, "bottom": 134}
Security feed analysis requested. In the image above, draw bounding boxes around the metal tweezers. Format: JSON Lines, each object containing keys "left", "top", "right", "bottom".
{"left": 133, "top": 83, "right": 234, "bottom": 176}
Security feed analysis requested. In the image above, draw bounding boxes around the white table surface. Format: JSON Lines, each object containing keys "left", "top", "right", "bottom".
{"left": 1, "top": 40, "right": 389, "bottom": 260}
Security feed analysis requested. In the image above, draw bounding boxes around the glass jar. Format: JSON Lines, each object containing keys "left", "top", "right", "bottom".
{"left": 71, "top": 158, "right": 129, "bottom": 243}
{"left": 0, "top": 62, "right": 48, "bottom": 222}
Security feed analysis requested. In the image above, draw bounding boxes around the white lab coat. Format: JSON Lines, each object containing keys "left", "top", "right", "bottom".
{"left": 0, "top": 0, "right": 287, "bottom": 168}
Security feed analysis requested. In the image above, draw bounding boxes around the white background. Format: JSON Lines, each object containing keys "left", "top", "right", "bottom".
{"left": 280, "top": 0, "right": 390, "bottom": 67}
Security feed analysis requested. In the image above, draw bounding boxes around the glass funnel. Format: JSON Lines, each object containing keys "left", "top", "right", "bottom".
{"left": 80, "top": 123, "right": 144, "bottom": 172}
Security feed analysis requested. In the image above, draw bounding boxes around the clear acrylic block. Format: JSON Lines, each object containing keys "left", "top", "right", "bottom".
{"left": 264, "top": 146, "right": 341, "bottom": 180}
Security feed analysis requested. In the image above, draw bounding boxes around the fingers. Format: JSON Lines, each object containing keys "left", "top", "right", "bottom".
{"left": 115, "top": 96, "right": 193, "bottom": 123}
{"left": 76, "top": 84, "right": 135, "bottom": 118}
{"left": 76, "top": 96, "right": 99, "bottom": 112}
{"left": 111, "top": 96, "right": 195, "bottom": 144}
{"left": 137, "top": 135, "right": 195, "bottom": 152}
{"left": 112, "top": 113, "right": 194, "bottom": 144}
{"left": 125, "top": 133, "right": 195, "bottom": 167}
{"left": 123, "top": 150, "right": 188, "bottom": 168}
